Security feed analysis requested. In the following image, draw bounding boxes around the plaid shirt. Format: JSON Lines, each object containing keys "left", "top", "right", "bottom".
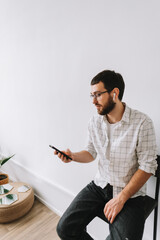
{"left": 86, "top": 103, "right": 157, "bottom": 198}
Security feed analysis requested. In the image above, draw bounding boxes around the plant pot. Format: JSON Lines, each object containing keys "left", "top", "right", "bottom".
{"left": 0, "top": 174, "right": 9, "bottom": 185}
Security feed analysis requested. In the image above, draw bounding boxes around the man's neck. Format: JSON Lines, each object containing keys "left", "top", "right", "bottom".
{"left": 106, "top": 102, "right": 125, "bottom": 124}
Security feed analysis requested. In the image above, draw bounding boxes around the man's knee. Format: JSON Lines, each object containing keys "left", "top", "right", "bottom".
{"left": 56, "top": 216, "right": 74, "bottom": 239}
{"left": 56, "top": 217, "right": 66, "bottom": 238}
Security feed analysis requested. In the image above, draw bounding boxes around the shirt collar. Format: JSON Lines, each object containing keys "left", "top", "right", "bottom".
{"left": 121, "top": 103, "right": 130, "bottom": 123}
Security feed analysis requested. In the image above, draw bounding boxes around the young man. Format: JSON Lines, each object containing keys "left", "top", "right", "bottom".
{"left": 55, "top": 70, "right": 157, "bottom": 240}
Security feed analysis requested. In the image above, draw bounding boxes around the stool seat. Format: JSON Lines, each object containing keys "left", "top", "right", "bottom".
{"left": 0, "top": 182, "right": 34, "bottom": 223}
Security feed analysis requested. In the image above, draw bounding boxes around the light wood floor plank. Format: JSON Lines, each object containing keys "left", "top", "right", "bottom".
{"left": 0, "top": 198, "right": 60, "bottom": 240}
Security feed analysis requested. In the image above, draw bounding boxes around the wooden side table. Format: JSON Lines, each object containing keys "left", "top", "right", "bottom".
{"left": 0, "top": 182, "right": 34, "bottom": 223}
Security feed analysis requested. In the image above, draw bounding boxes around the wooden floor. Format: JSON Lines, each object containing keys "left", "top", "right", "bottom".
{"left": 0, "top": 198, "right": 60, "bottom": 240}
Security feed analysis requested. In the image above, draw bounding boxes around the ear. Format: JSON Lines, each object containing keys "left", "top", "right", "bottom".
{"left": 112, "top": 88, "right": 119, "bottom": 101}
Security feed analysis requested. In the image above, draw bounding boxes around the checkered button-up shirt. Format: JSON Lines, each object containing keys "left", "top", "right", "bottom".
{"left": 85, "top": 104, "right": 157, "bottom": 198}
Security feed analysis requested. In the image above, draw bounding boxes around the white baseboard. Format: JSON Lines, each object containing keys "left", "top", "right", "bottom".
{"left": 1, "top": 160, "right": 74, "bottom": 216}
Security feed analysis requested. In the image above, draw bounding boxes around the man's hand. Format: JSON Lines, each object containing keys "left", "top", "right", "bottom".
{"left": 103, "top": 169, "right": 153, "bottom": 224}
{"left": 103, "top": 194, "right": 125, "bottom": 224}
{"left": 54, "top": 148, "right": 73, "bottom": 163}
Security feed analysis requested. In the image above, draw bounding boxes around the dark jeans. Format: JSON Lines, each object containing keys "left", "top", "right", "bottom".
{"left": 57, "top": 181, "right": 145, "bottom": 240}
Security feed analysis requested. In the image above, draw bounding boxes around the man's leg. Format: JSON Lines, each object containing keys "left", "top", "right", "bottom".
{"left": 57, "top": 181, "right": 109, "bottom": 240}
{"left": 106, "top": 196, "right": 145, "bottom": 240}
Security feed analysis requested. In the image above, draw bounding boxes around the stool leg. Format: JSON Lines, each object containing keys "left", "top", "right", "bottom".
{"left": 153, "top": 206, "right": 158, "bottom": 240}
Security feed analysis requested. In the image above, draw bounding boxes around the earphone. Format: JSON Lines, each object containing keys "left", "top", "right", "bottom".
{"left": 113, "top": 93, "right": 116, "bottom": 101}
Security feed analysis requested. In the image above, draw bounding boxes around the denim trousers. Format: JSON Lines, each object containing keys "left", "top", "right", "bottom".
{"left": 57, "top": 181, "right": 145, "bottom": 240}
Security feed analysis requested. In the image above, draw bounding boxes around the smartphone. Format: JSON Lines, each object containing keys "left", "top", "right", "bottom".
{"left": 49, "top": 145, "right": 72, "bottom": 160}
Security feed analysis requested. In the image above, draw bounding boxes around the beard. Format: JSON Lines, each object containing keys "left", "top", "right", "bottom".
{"left": 96, "top": 96, "right": 116, "bottom": 115}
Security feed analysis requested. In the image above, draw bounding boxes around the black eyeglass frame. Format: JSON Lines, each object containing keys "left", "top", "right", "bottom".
{"left": 90, "top": 90, "right": 111, "bottom": 99}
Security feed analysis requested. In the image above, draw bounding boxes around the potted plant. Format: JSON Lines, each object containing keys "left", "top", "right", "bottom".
{"left": 0, "top": 155, "right": 15, "bottom": 185}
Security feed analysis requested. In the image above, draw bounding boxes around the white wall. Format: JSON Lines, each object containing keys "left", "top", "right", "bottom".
{"left": 0, "top": 1, "right": 160, "bottom": 239}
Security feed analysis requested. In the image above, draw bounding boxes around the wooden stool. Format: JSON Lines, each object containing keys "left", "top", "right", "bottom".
{"left": 0, "top": 182, "right": 34, "bottom": 223}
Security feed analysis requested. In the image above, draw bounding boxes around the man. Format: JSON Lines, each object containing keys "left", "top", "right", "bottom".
{"left": 55, "top": 70, "right": 157, "bottom": 240}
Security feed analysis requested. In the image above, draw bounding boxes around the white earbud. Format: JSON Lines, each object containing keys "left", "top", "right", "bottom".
{"left": 113, "top": 93, "right": 116, "bottom": 101}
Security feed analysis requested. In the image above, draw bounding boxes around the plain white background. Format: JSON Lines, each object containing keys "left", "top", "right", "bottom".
{"left": 0, "top": 1, "right": 160, "bottom": 239}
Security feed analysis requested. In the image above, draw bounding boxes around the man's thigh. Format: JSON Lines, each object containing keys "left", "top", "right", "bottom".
{"left": 109, "top": 196, "right": 145, "bottom": 240}
{"left": 57, "top": 181, "right": 107, "bottom": 236}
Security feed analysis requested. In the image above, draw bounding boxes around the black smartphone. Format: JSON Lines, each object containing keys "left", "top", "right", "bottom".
{"left": 49, "top": 145, "right": 72, "bottom": 160}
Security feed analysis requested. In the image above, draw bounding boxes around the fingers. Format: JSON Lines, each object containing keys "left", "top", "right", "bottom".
{"left": 57, "top": 151, "right": 68, "bottom": 162}
{"left": 54, "top": 149, "right": 72, "bottom": 163}
{"left": 104, "top": 202, "right": 117, "bottom": 224}
{"left": 104, "top": 204, "right": 112, "bottom": 223}
{"left": 105, "top": 209, "right": 116, "bottom": 224}
{"left": 54, "top": 150, "right": 58, "bottom": 155}
{"left": 104, "top": 196, "right": 124, "bottom": 224}
{"left": 110, "top": 212, "right": 116, "bottom": 224}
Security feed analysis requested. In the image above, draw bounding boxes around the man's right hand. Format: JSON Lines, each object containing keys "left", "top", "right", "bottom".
{"left": 54, "top": 148, "right": 73, "bottom": 163}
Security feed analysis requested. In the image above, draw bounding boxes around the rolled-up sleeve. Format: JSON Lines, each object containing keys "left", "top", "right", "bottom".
{"left": 85, "top": 119, "right": 97, "bottom": 159}
{"left": 137, "top": 117, "right": 157, "bottom": 175}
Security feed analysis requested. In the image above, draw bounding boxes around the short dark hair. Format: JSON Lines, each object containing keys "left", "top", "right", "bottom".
{"left": 91, "top": 70, "right": 125, "bottom": 100}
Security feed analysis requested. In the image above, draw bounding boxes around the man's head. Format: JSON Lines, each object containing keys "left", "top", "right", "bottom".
{"left": 90, "top": 70, "right": 125, "bottom": 115}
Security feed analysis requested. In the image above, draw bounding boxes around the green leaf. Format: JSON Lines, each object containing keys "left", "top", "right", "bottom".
{"left": 4, "top": 189, "right": 9, "bottom": 194}
{"left": 6, "top": 194, "right": 13, "bottom": 200}
{"left": 0, "top": 154, "right": 15, "bottom": 166}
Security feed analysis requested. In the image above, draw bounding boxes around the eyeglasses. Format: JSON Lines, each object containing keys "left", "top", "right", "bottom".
{"left": 90, "top": 90, "right": 109, "bottom": 99}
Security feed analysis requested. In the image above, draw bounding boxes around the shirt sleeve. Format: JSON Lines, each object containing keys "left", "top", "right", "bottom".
{"left": 137, "top": 117, "right": 157, "bottom": 175}
{"left": 85, "top": 118, "right": 97, "bottom": 159}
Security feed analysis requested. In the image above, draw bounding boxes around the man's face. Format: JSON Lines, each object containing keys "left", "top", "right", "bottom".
{"left": 91, "top": 82, "right": 116, "bottom": 115}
